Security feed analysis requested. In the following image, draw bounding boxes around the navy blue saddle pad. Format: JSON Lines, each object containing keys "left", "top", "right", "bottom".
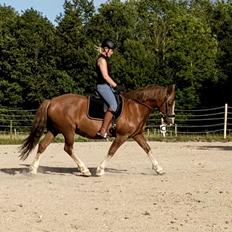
{"left": 87, "top": 95, "right": 123, "bottom": 120}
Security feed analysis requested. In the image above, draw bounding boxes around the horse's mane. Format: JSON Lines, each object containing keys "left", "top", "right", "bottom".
{"left": 122, "top": 85, "right": 167, "bottom": 102}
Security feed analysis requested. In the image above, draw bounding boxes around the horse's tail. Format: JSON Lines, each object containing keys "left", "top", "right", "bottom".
{"left": 19, "top": 100, "right": 51, "bottom": 160}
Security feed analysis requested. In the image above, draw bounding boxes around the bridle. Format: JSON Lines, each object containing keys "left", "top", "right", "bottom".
{"left": 159, "top": 96, "right": 175, "bottom": 120}
{"left": 127, "top": 95, "right": 175, "bottom": 118}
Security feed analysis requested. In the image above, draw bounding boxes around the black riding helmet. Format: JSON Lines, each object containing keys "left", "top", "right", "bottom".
{"left": 101, "top": 39, "right": 115, "bottom": 49}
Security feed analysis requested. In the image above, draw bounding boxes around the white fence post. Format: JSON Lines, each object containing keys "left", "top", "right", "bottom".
{"left": 175, "top": 124, "right": 177, "bottom": 137}
{"left": 224, "top": 103, "right": 228, "bottom": 139}
{"left": 10, "top": 120, "right": 13, "bottom": 140}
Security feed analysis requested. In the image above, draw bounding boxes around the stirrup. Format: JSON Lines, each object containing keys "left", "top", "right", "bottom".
{"left": 95, "top": 132, "right": 108, "bottom": 139}
{"left": 109, "top": 124, "right": 116, "bottom": 137}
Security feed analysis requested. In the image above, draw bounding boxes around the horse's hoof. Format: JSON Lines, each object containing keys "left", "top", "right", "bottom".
{"left": 29, "top": 167, "right": 37, "bottom": 175}
{"left": 153, "top": 165, "right": 165, "bottom": 175}
{"left": 156, "top": 169, "right": 165, "bottom": 175}
{"left": 81, "top": 169, "right": 91, "bottom": 177}
{"left": 95, "top": 167, "right": 104, "bottom": 176}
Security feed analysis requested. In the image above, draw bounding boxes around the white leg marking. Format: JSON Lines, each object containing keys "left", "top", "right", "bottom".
{"left": 147, "top": 150, "right": 165, "bottom": 175}
{"left": 30, "top": 152, "right": 41, "bottom": 174}
{"left": 171, "top": 100, "right": 175, "bottom": 125}
{"left": 70, "top": 154, "right": 91, "bottom": 177}
{"left": 96, "top": 156, "right": 111, "bottom": 176}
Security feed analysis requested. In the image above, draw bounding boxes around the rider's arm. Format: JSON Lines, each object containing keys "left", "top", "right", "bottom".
{"left": 98, "top": 57, "right": 117, "bottom": 88}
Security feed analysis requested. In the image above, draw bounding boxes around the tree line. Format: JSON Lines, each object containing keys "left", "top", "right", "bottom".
{"left": 0, "top": 0, "right": 232, "bottom": 110}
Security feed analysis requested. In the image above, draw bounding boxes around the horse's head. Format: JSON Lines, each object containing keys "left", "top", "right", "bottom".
{"left": 159, "top": 84, "right": 175, "bottom": 125}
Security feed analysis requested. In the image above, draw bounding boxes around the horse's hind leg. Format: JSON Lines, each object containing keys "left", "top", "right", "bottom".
{"left": 63, "top": 133, "right": 91, "bottom": 177}
{"left": 96, "top": 135, "right": 128, "bottom": 176}
{"left": 133, "top": 133, "right": 164, "bottom": 175}
{"left": 30, "top": 131, "right": 56, "bottom": 174}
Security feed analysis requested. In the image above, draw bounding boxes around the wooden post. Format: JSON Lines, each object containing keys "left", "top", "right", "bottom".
{"left": 175, "top": 124, "right": 177, "bottom": 137}
{"left": 224, "top": 103, "right": 228, "bottom": 139}
{"left": 147, "top": 128, "right": 150, "bottom": 136}
{"left": 10, "top": 120, "right": 13, "bottom": 140}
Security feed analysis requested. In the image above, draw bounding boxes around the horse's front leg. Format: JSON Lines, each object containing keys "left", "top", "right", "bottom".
{"left": 133, "top": 133, "right": 164, "bottom": 175}
{"left": 96, "top": 135, "right": 128, "bottom": 176}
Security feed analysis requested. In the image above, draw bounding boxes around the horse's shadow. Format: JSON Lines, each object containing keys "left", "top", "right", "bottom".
{"left": 0, "top": 164, "right": 127, "bottom": 176}
{"left": 198, "top": 145, "right": 232, "bottom": 151}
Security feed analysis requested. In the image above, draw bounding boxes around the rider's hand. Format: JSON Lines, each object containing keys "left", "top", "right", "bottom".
{"left": 114, "top": 85, "right": 124, "bottom": 94}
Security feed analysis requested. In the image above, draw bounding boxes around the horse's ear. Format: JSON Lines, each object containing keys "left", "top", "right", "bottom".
{"left": 167, "top": 84, "right": 175, "bottom": 95}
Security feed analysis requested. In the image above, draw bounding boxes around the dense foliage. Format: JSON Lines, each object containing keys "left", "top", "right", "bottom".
{"left": 0, "top": 0, "right": 232, "bottom": 110}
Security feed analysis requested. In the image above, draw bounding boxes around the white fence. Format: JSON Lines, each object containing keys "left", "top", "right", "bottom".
{"left": 147, "top": 104, "right": 232, "bottom": 138}
{"left": 0, "top": 104, "right": 232, "bottom": 138}
{"left": 0, "top": 108, "right": 35, "bottom": 136}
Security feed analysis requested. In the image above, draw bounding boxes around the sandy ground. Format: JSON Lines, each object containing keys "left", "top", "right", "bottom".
{"left": 0, "top": 141, "right": 232, "bottom": 232}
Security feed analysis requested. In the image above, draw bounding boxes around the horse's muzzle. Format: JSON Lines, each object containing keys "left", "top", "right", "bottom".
{"left": 160, "top": 113, "right": 175, "bottom": 125}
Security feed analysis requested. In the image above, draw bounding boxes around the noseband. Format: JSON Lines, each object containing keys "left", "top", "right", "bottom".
{"left": 159, "top": 97, "right": 175, "bottom": 119}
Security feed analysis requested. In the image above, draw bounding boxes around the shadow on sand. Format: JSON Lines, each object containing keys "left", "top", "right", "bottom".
{"left": 0, "top": 164, "right": 128, "bottom": 176}
{"left": 197, "top": 145, "right": 232, "bottom": 151}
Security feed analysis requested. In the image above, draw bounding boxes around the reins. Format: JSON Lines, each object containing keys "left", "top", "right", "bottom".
{"left": 132, "top": 99, "right": 153, "bottom": 110}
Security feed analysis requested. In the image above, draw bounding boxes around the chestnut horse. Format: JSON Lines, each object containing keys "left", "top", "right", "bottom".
{"left": 20, "top": 84, "right": 175, "bottom": 176}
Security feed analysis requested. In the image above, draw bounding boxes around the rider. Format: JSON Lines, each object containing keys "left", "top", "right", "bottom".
{"left": 96, "top": 39, "right": 118, "bottom": 139}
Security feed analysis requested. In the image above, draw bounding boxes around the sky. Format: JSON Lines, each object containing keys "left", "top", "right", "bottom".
{"left": 1, "top": 0, "right": 107, "bottom": 24}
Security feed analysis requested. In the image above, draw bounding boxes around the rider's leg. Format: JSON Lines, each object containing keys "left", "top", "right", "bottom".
{"left": 96, "top": 84, "right": 118, "bottom": 138}
{"left": 97, "top": 109, "right": 114, "bottom": 138}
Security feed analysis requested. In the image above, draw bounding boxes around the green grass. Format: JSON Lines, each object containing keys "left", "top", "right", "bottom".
{"left": 0, "top": 132, "right": 231, "bottom": 145}
{"left": 0, "top": 134, "right": 89, "bottom": 145}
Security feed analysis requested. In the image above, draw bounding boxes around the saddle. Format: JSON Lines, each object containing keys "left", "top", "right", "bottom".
{"left": 87, "top": 93, "right": 123, "bottom": 121}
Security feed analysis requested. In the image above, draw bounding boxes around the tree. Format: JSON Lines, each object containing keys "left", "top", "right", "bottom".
{"left": 0, "top": 5, "right": 22, "bottom": 107}
{"left": 56, "top": 0, "right": 96, "bottom": 94}
{"left": 13, "top": 9, "right": 63, "bottom": 108}
{"left": 208, "top": 1, "right": 232, "bottom": 106}
{"left": 1, "top": 0, "right": 232, "bottom": 110}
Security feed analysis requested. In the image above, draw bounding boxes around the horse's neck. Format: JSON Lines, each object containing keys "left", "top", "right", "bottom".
{"left": 126, "top": 98, "right": 153, "bottom": 117}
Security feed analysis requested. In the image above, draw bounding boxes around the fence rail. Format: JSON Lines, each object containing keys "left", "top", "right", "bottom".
{"left": 146, "top": 104, "right": 232, "bottom": 138}
{"left": 0, "top": 104, "right": 232, "bottom": 139}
